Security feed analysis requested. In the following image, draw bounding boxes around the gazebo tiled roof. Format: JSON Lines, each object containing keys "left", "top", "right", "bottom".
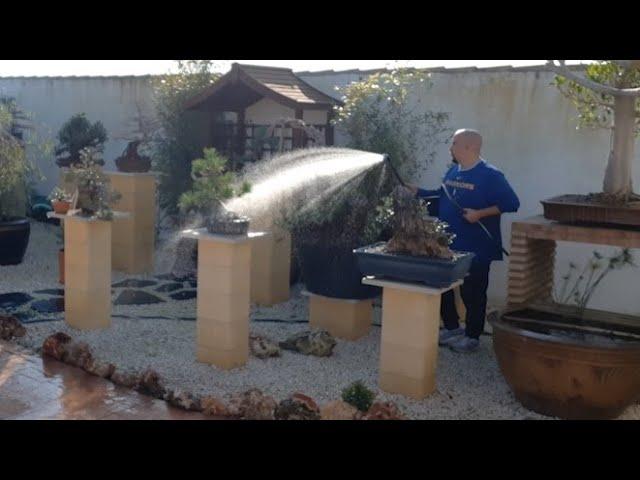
{"left": 184, "top": 63, "right": 341, "bottom": 112}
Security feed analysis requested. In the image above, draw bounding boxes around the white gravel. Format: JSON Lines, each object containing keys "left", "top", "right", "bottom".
{"left": 6, "top": 220, "right": 640, "bottom": 419}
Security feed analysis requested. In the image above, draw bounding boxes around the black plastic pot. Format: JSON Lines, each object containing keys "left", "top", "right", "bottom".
{"left": 298, "top": 243, "right": 381, "bottom": 300}
{"left": 0, "top": 217, "right": 31, "bottom": 265}
{"left": 354, "top": 242, "right": 474, "bottom": 288}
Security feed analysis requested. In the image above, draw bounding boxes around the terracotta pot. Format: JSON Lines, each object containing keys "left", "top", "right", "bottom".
{"left": 491, "top": 309, "right": 640, "bottom": 419}
{"left": 58, "top": 249, "right": 65, "bottom": 285}
{"left": 52, "top": 200, "right": 71, "bottom": 215}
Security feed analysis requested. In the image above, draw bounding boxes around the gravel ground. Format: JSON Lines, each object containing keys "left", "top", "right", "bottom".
{"left": 5, "top": 221, "right": 640, "bottom": 419}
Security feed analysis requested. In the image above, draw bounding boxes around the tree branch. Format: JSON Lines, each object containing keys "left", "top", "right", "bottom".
{"left": 547, "top": 60, "right": 640, "bottom": 97}
{"left": 556, "top": 82, "right": 615, "bottom": 109}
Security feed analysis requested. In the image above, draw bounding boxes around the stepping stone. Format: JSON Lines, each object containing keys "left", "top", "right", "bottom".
{"left": 155, "top": 273, "right": 175, "bottom": 281}
{"left": 114, "top": 289, "right": 165, "bottom": 305}
{"left": 0, "top": 293, "right": 34, "bottom": 310}
{"left": 12, "top": 311, "right": 36, "bottom": 323}
{"left": 34, "top": 288, "right": 65, "bottom": 296}
{"left": 31, "top": 297, "right": 65, "bottom": 314}
{"left": 111, "top": 279, "right": 158, "bottom": 288}
{"left": 155, "top": 282, "right": 183, "bottom": 293}
{"left": 169, "top": 290, "right": 197, "bottom": 301}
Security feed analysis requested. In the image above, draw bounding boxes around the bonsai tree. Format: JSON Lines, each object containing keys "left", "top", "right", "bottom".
{"left": 55, "top": 113, "right": 108, "bottom": 167}
{"left": 385, "top": 186, "right": 456, "bottom": 259}
{"left": 64, "top": 148, "right": 121, "bottom": 220}
{"left": 334, "top": 67, "right": 450, "bottom": 179}
{"left": 178, "top": 147, "right": 251, "bottom": 232}
{"left": 549, "top": 60, "right": 640, "bottom": 203}
{"left": 113, "top": 102, "right": 159, "bottom": 173}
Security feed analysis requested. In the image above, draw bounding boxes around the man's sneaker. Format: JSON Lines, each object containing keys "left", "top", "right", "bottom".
{"left": 449, "top": 335, "right": 480, "bottom": 353}
{"left": 438, "top": 327, "right": 465, "bottom": 346}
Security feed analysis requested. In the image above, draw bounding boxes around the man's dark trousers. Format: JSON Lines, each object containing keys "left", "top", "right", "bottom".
{"left": 440, "top": 259, "right": 491, "bottom": 339}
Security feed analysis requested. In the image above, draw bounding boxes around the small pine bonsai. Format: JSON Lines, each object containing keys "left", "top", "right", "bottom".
{"left": 341, "top": 380, "right": 375, "bottom": 412}
{"left": 55, "top": 113, "right": 108, "bottom": 167}
{"left": 178, "top": 147, "right": 250, "bottom": 216}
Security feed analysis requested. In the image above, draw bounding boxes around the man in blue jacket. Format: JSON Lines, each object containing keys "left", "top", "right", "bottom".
{"left": 408, "top": 129, "right": 520, "bottom": 353}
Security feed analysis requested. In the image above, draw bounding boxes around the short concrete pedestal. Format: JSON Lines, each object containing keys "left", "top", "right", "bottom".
{"left": 108, "top": 172, "right": 157, "bottom": 274}
{"left": 249, "top": 230, "right": 291, "bottom": 306}
{"left": 63, "top": 216, "right": 112, "bottom": 330}
{"left": 363, "top": 276, "right": 463, "bottom": 399}
{"left": 182, "top": 228, "right": 264, "bottom": 370}
{"left": 303, "top": 291, "right": 373, "bottom": 340}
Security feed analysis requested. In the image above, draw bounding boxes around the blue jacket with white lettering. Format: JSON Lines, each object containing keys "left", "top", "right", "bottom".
{"left": 417, "top": 160, "right": 520, "bottom": 263}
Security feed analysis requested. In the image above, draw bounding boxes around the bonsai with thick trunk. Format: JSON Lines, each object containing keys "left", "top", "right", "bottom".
{"left": 548, "top": 60, "right": 640, "bottom": 203}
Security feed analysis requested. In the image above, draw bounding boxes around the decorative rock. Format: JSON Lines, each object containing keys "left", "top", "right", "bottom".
{"left": 320, "top": 400, "right": 361, "bottom": 420}
{"left": 165, "top": 389, "right": 202, "bottom": 412}
{"left": 249, "top": 335, "right": 281, "bottom": 359}
{"left": 114, "top": 290, "right": 165, "bottom": 305}
{"left": 155, "top": 282, "right": 183, "bottom": 293}
{"left": 62, "top": 341, "right": 93, "bottom": 369}
{"left": 34, "top": 288, "right": 65, "bottom": 296}
{"left": 227, "top": 388, "right": 277, "bottom": 420}
{"left": 42, "top": 332, "right": 73, "bottom": 360}
{"left": 201, "top": 396, "right": 230, "bottom": 417}
{"left": 362, "top": 401, "right": 406, "bottom": 420}
{"left": 31, "top": 297, "right": 65, "bottom": 314}
{"left": 137, "top": 368, "right": 166, "bottom": 398}
{"left": 275, "top": 392, "right": 320, "bottom": 420}
{"left": 0, "top": 315, "right": 26, "bottom": 340}
{"left": 85, "top": 359, "right": 116, "bottom": 379}
{"left": 279, "top": 329, "right": 337, "bottom": 357}
{"left": 169, "top": 290, "right": 197, "bottom": 301}
{"left": 111, "top": 279, "right": 158, "bottom": 288}
{"left": 111, "top": 369, "right": 140, "bottom": 388}
{"left": 0, "top": 292, "right": 33, "bottom": 310}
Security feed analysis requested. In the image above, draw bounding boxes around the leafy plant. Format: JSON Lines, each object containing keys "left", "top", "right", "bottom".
{"left": 554, "top": 248, "right": 636, "bottom": 318}
{"left": 55, "top": 113, "right": 108, "bottom": 167}
{"left": 334, "top": 67, "right": 450, "bottom": 179}
{"left": 178, "top": 147, "right": 250, "bottom": 216}
{"left": 341, "top": 381, "right": 375, "bottom": 412}
{"left": 63, "top": 148, "right": 121, "bottom": 220}
{"left": 0, "top": 98, "right": 40, "bottom": 220}
{"left": 48, "top": 187, "right": 70, "bottom": 202}
{"left": 152, "top": 60, "right": 223, "bottom": 213}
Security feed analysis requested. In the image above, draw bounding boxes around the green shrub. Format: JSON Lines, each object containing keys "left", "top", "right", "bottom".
{"left": 342, "top": 380, "right": 375, "bottom": 412}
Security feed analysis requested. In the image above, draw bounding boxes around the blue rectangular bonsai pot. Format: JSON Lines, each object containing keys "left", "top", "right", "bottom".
{"left": 353, "top": 242, "right": 475, "bottom": 288}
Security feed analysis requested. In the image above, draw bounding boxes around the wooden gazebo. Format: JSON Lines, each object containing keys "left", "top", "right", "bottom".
{"left": 184, "top": 63, "right": 341, "bottom": 162}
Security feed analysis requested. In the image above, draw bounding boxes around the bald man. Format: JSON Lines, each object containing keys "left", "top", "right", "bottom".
{"left": 408, "top": 129, "right": 520, "bottom": 353}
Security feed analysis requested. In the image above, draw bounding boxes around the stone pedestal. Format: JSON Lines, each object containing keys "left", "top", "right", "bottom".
{"left": 64, "top": 216, "right": 112, "bottom": 330}
{"left": 249, "top": 230, "right": 291, "bottom": 306}
{"left": 183, "top": 229, "right": 263, "bottom": 370}
{"left": 304, "top": 291, "right": 373, "bottom": 340}
{"left": 108, "top": 172, "right": 156, "bottom": 274}
{"left": 363, "top": 276, "right": 462, "bottom": 399}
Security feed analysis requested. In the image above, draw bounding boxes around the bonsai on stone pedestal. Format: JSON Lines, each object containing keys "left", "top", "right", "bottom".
{"left": 178, "top": 147, "right": 251, "bottom": 235}
{"left": 355, "top": 186, "right": 474, "bottom": 288}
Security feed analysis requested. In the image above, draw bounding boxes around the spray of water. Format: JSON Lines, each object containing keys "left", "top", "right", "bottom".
{"left": 155, "top": 147, "right": 386, "bottom": 275}
{"left": 225, "top": 147, "right": 385, "bottom": 231}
